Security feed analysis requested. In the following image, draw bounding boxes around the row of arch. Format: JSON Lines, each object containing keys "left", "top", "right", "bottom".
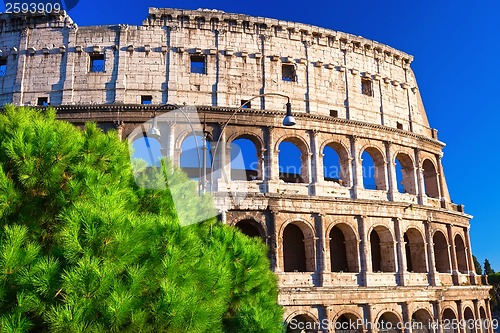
{"left": 235, "top": 219, "right": 471, "bottom": 275}
{"left": 175, "top": 133, "right": 442, "bottom": 198}
{"left": 286, "top": 305, "right": 491, "bottom": 333}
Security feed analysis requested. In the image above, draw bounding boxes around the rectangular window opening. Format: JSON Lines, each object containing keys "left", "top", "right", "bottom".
{"left": 330, "top": 110, "right": 338, "bottom": 118}
{"left": 397, "top": 122, "right": 403, "bottom": 130}
{"left": 141, "top": 95, "right": 153, "bottom": 105}
{"left": 190, "top": 55, "right": 206, "bottom": 74}
{"left": 282, "top": 64, "right": 296, "bottom": 82}
{"left": 0, "top": 58, "right": 6, "bottom": 77}
{"left": 37, "top": 97, "right": 49, "bottom": 106}
{"left": 241, "top": 100, "right": 251, "bottom": 108}
{"left": 90, "top": 54, "right": 105, "bottom": 73}
{"left": 361, "top": 78, "right": 373, "bottom": 96}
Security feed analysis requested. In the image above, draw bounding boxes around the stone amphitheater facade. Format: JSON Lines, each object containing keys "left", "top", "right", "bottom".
{"left": 0, "top": 8, "right": 494, "bottom": 333}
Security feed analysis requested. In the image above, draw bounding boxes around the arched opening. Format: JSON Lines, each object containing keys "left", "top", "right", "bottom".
{"left": 464, "top": 307, "right": 476, "bottom": 333}
{"left": 412, "top": 309, "right": 433, "bottom": 333}
{"left": 422, "top": 159, "right": 439, "bottom": 198}
{"left": 377, "top": 312, "right": 401, "bottom": 333}
{"left": 395, "top": 153, "right": 416, "bottom": 194}
{"left": 433, "top": 231, "right": 450, "bottom": 273}
{"left": 235, "top": 219, "right": 265, "bottom": 241}
{"left": 323, "top": 142, "right": 349, "bottom": 186}
{"left": 283, "top": 224, "right": 307, "bottom": 272}
{"left": 404, "top": 228, "right": 427, "bottom": 273}
{"left": 329, "top": 224, "right": 359, "bottom": 273}
{"left": 454, "top": 234, "right": 468, "bottom": 274}
{"left": 278, "top": 139, "right": 307, "bottom": 183}
{"left": 286, "top": 314, "right": 318, "bottom": 333}
{"left": 479, "top": 307, "right": 488, "bottom": 333}
{"left": 335, "top": 313, "right": 362, "bottom": 333}
{"left": 131, "top": 136, "right": 162, "bottom": 166}
{"left": 361, "top": 148, "right": 386, "bottom": 191}
{"left": 180, "top": 134, "right": 212, "bottom": 180}
{"left": 370, "top": 226, "right": 396, "bottom": 272}
{"left": 230, "top": 137, "right": 260, "bottom": 181}
{"left": 442, "top": 309, "right": 457, "bottom": 333}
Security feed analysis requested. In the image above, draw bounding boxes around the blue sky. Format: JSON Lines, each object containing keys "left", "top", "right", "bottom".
{"left": 3, "top": 0, "right": 498, "bottom": 271}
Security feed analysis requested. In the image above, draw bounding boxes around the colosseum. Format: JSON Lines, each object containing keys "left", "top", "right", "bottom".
{"left": 0, "top": 8, "right": 494, "bottom": 333}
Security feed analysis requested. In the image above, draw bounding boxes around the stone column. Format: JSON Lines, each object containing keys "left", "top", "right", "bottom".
{"left": 473, "top": 300, "right": 480, "bottom": 333}
{"left": 114, "top": 120, "right": 124, "bottom": 140}
{"left": 435, "top": 154, "right": 444, "bottom": 200}
{"left": 351, "top": 136, "right": 361, "bottom": 199}
{"left": 464, "top": 227, "right": 477, "bottom": 283}
{"left": 401, "top": 302, "right": 413, "bottom": 333}
{"left": 447, "top": 224, "right": 459, "bottom": 283}
{"left": 357, "top": 215, "right": 371, "bottom": 286}
{"left": 264, "top": 126, "right": 278, "bottom": 191}
{"left": 414, "top": 149, "right": 426, "bottom": 205}
{"left": 269, "top": 209, "right": 281, "bottom": 272}
{"left": 485, "top": 299, "right": 495, "bottom": 333}
{"left": 385, "top": 141, "right": 397, "bottom": 201}
{"left": 456, "top": 300, "right": 466, "bottom": 333}
{"left": 316, "top": 213, "right": 329, "bottom": 286}
{"left": 310, "top": 130, "right": 321, "bottom": 195}
{"left": 432, "top": 301, "right": 444, "bottom": 333}
{"left": 424, "top": 219, "right": 438, "bottom": 285}
{"left": 394, "top": 217, "right": 407, "bottom": 285}
{"left": 363, "top": 303, "right": 374, "bottom": 333}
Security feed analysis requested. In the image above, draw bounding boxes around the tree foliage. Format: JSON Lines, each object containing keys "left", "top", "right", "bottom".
{"left": 0, "top": 106, "right": 284, "bottom": 332}
{"left": 473, "top": 255, "right": 482, "bottom": 275}
{"left": 484, "top": 259, "right": 495, "bottom": 276}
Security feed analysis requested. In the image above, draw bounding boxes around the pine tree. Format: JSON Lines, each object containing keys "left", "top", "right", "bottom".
{"left": 0, "top": 106, "right": 284, "bottom": 332}
{"left": 484, "top": 259, "right": 495, "bottom": 276}
{"left": 473, "top": 255, "right": 483, "bottom": 275}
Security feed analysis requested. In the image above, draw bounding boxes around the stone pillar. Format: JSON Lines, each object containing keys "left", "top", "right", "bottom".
{"left": 316, "top": 213, "right": 330, "bottom": 287}
{"left": 473, "top": 300, "right": 480, "bottom": 333}
{"left": 269, "top": 209, "right": 281, "bottom": 272}
{"left": 424, "top": 219, "right": 438, "bottom": 285}
{"left": 401, "top": 302, "right": 413, "bottom": 333}
{"left": 447, "top": 224, "right": 459, "bottom": 283}
{"left": 165, "top": 121, "right": 176, "bottom": 161}
{"left": 114, "top": 120, "right": 124, "bottom": 140}
{"left": 61, "top": 27, "right": 78, "bottom": 104}
{"left": 394, "top": 217, "right": 407, "bottom": 285}
{"left": 12, "top": 28, "right": 29, "bottom": 105}
{"left": 351, "top": 136, "right": 361, "bottom": 199}
{"left": 464, "top": 227, "right": 477, "bottom": 283}
{"left": 485, "top": 299, "right": 495, "bottom": 333}
{"left": 432, "top": 301, "right": 444, "bottom": 333}
{"left": 310, "top": 130, "right": 321, "bottom": 194}
{"left": 456, "top": 301, "right": 466, "bottom": 333}
{"left": 414, "top": 149, "right": 426, "bottom": 205}
{"left": 435, "top": 154, "right": 444, "bottom": 200}
{"left": 363, "top": 303, "right": 374, "bottom": 333}
{"left": 385, "top": 141, "right": 397, "bottom": 201}
{"left": 264, "top": 126, "right": 278, "bottom": 185}
{"left": 357, "top": 215, "right": 371, "bottom": 286}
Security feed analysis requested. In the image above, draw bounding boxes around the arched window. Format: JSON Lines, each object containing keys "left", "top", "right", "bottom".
{"left": 180, "top": 135, "right": 212, "bottom": 180}
{"left": 433, "top": 231, "right": 450, "bottom": 273}
{"left": 454, "top": 234, "right": 468, "bottom": 274}
{"left": 329, "top": 224, "right": 359, "bottom": 273}
{"left": 479, "top": 307, "right": 488, "bottom": 333}
{"left": 279, "top": 140, "right": 307, "bottom": 183}
{"left": 235, "top": 219, "right": 265, "bottom": 241}
{"left": 230, "top": 137, "right": 259, "bottom": 181}
{"left": 442, "top": 309, "right": 457, "bottom": 333}
{"left": 286, "top": 314, "right": 317, "bottom": 333}
{"left": 335, "top": 314, "right": 362, "bottom": 333}
{"left": 422, "top": 159, "right": 439, "bottom": 198}
{"left": 404, "top": 228, "right": 427, "bottom": 273}
{"left": 283, "top": 224, "right": 307, "bottom": 272}
{"left": 377, "top": 312, "right": 401, "bottom": 333}
{"left": 362, "top": 148, "right": 386, "bottom": 190}
{"left": 395, "top": 153, "right": 416, "bottom": 194}
{"left": 412, "top": 309, "right": 433, "bottom": 333}
{"left": 463, "top": 308, "right": 475, "bottom": 333}
{"left": 370, "top": 226, "right": 396, "bottom": 272}
{"left": 323, "top": 143, "right": 349, "bottom": 186}
{"left": 131, "top": 136, "right": 162, "bottom": 166}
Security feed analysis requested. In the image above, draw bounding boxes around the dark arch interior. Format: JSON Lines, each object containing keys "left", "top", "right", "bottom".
{"left": 330, "top": 226, "right": 348, "bottom": 272}
{"left": 235, "top": 219, "right": 263, "bottom": 239}
{"left": 412, "top": 309, "right": 432, "bottom": 333}
{"left": 404, "top": 229, "right": 427, "bottom": 273}
{"left": 335, "top": 314, "right": 362, "bottom": 333}
{"left": 454, "top": 234, "right": 468, "bottom": 274}
{"left": 286, "top": 314, "right": 317, "bottom": 333}
{"left": 370, "top": 230, "right": 382, "bottom": 272}
{"left": 283, "top": 224, "right": 306, "bottom": 272}
{"left": 377, "top": 312, "right": 400, "bottom": 333}
{"left": 422, "top": 159, "right": 439, "bottom": 198}
{"left": 433, "top": 231, "right": 450, "bottom": 273}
